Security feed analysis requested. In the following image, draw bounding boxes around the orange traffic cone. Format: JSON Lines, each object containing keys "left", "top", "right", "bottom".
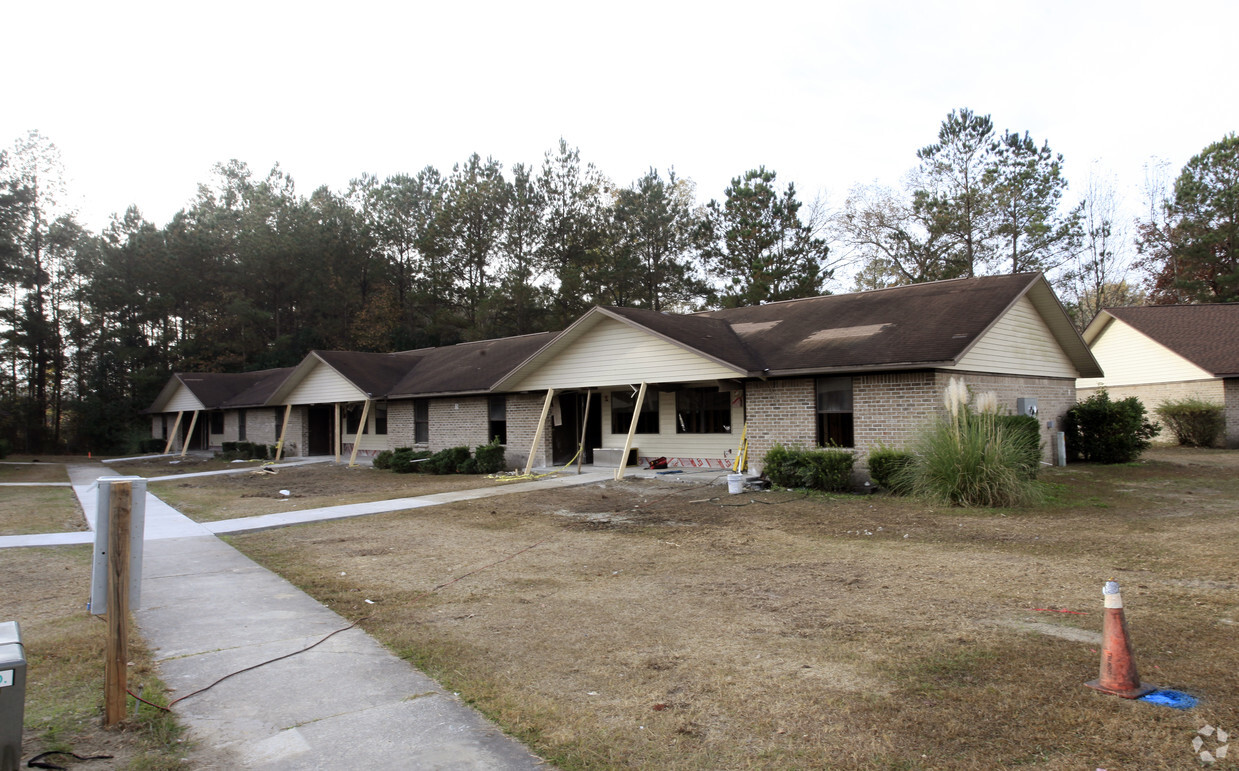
{"left": 1085, "top": 580, "right": 1156, "bottom": 698}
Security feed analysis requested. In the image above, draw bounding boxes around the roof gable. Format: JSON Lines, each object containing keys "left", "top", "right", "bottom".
{"left": 390, "top": 332, "right": 558, "bottom": 396}
{"left": 1101, "top": 305, "right": 1239, "bottom": 377}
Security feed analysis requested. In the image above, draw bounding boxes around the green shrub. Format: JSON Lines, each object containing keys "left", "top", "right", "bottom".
{"left": 473, "top": 440, "right": 506, "bottom": 474}
{"left": 424, "top": 446, "right": 471, "bottom": 474}
{"left": 373, "top": 450, "right": 394, "bottom": 470}
{"left": 221, "top": 441, "right": 238, "bottom": 454}
{"left": 389, "top": 449, "right": 431, "bottom": 473}
{"left": 459, "top": 457, "right": 479, "bottom": 474}
{"left": 1155, "top": 398, "right": 1225, "bottom": 447}
{"left": 867, "top": 444, "right": 914, "bottom": 493}
{"left": 137, "top": 438, "right": 165, "bottom": 453}
{"left": 1063, "top": 390, "right": 1159, "bottom": 463}
{"left": 762, "top": 444, "right": 855, "bottom": 492}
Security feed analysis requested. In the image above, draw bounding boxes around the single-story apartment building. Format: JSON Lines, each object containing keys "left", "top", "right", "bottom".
{"left": 1076, "top": 304, "right": 1239, "bottom": 447}
{"left": 148, "top": 272, "right": 1102, "bottom": 472}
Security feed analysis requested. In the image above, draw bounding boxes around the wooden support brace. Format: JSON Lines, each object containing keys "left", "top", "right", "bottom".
{"left": 334, "top": 403, "right": 342, "bottom": 463}
{"left": 615, "top": 382, "right": 647, "bottom": 481}
{"left": 180, "top": 410, "right": 200, "bottom": 458}
{"left": 576, "top": 391, "right": 592, "bottom": 475}
{"left": 524, "top": 389, "right": 556, "bottom": 475}
{"left": 274, "top": 404, "right": 293, "bottom": 462}
{"left": 163, "top": 411, "right": 183, "bottom": 455}
{"left": 348, "top": 399, "right": 371, "bottom": 467}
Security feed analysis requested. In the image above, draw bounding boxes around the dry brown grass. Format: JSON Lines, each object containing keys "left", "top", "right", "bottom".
{"left": 3, "top": 546, "right": 187, "bottom": 770}
{"left": 139, "top": 463, "right": 509, "bottom": 522}
{"left": 0, "top": 461, "right": 70, "bottom": 483}
{"left": 0, "top": 487, "right": 85, "bottom": 535}
{"left": 226, "top": 453, "right": 1239, "bottom": 770}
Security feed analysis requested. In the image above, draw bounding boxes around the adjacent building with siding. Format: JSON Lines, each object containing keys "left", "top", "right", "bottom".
{"left": 147, "top": 272, "right": 1102, "bottom": 473}
{"left": 1077, "top": 304, "right": 1239, "bottom": 447}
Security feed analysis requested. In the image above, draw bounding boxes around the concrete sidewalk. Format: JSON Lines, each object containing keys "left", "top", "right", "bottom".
{"left": 12, "top": 463, "right": 616, "bottom": 769}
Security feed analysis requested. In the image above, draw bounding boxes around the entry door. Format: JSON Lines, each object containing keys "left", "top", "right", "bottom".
{"left": 307, "top": 406, "right": 333, "bottom": 455}
{"left": 551, "top": 393, "right": 602, "bottom": 465}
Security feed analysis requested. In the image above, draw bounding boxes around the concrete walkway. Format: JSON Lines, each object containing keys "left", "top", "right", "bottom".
{"left": 8, "top": 462, "right": 616, "bottom": 769}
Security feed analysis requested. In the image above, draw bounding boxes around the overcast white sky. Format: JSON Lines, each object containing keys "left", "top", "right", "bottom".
{"left": 6, "top": 0, "right": 1238, "bottom": 239}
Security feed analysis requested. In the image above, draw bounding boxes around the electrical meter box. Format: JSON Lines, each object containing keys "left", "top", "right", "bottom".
{"left": 1015, "top": 398, "right": 1038, "bottom": 418}
{"left": 0, "top": 620, "right": 26, "bottom": 771}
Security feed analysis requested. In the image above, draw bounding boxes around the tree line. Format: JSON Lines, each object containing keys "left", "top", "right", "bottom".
{"left": 2, "top": 113, "right": 1236, "bottom": 455}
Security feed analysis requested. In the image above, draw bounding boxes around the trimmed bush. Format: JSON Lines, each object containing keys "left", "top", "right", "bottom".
{"left": 373, "top": 450, "right": 395, "bottom": 470}
{"left": 762, "top": 444, "right": 855, "bottom": 492}
{"left": 1155, "top": 398, "right": 1225, "bottom": 447}
{"left": 867, "top": 444, "right": 914, "bottom": 493}
{"left": 424, "top": 446, "right": 471, "bottom": 474}
{"left": 473, "top": 440, "right": 506, "bottom": 474}
{"left": 137, "top": 438, "right": 164, "bottom": 453}
{"left": 389, "top": 449, "right": 431, "bottom": 473}
{"left": 1063, "top": 390, "right": 1159, "bottom": 463}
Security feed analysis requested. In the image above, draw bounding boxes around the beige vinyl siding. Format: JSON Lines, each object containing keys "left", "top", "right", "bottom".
{"left": 285, "top": 363, "right": 368, "bottom": 404}
{"left": 510, "top": 318, "right": 741, "bottom": 391}
{"left": 165, "top": 386, "right": 206, "bottom": 412}
{"left": 599, "top": 390, "right": 744, "bottom": 460}
{"left": 343, "top": 406, "right": 388, "bottom": 452}
{"left": 1077, "top": 318, "right": 1213, "bottom": 388}
{"left": 949, "top": 296, "right": 1079, "bottom": 378}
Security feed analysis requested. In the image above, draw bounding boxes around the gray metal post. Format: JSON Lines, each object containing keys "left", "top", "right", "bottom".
{"left": 0, "top": 621, "right": 26, "bottom": 771}
{"left": 90, "top": 477, "right": 147, "bottom": 615}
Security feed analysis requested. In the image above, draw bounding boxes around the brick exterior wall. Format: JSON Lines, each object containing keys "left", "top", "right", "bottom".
{"left": 1078, "top": 379, "right": 1235, "bottom": 447}
{"left": 746, "top": 370, "right": 1077, "bottom": 475}
{"left": 506, "top": 394, "right": 553, "bottom": 470}
{"left": 744, "top": 379, "right": 817, "bottom": 471}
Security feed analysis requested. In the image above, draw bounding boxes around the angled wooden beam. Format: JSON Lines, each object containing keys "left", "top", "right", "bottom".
{"left": 180, "top": 410, "right": 199, "bottom": 458}
{"left": 524, "top": 389, "right": 556, "bottom": 475}
{"left": 576, "top": 391, "right": 591, "bottom": 475}
{"left": 163, "top": 411, "right": 183, "bottom": 455}
{"left": 334, "top": 403, "right": 342, "bottom": 463}
{"left": 615, "top": 382, "right": 647, "bottom": 481}
{"left": 348, "top": 399, "right": 371, "bottom": 467}
{"left": 274, "top": 404, "right": 293, "bottom": 462}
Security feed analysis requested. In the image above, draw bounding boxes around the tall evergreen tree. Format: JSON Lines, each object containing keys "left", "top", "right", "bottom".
{"left": 987, "top": 129, "right": 1082, "bottom": 274}
{"left": 705, "top": 167, "right": 830, "bottom": 307}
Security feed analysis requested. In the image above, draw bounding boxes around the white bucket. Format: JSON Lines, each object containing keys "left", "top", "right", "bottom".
{"left": 727, "top": 473, "right": 745, "bottom": 494}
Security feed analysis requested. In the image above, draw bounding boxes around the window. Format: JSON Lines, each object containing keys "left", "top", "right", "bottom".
{"left": 344, "top": 404, "right": 367, "bottom": 435}
{"left": 209, "top": 411, "right": 224, "bottom": 434}
{"left": 275, "top": 407, "right": 285, "bottom": 437}
{"left": 414, "top": 400, "right": 429, "bottom": 444}
{"left": 611, "top": 390, "right": 659, "bottom": 434}
{"left": 488, "top": 396, "right": 507, "bottom": 444}
{"left": 237, "top": 409, "right": 247, "bottom": 441}
{"left": 374, "top": 403, "right": 388, "bottom": 435}
{"left": 675, "top": 388, "right": 732, "bottom": 434}
{"left": 816, "top": 377, "right": 854, "bottom": 447}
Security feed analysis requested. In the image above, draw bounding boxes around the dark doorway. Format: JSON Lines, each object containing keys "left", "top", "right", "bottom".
{"left": 552, "top": 392, "right": 602, "bottom": 465}
{"left": 307, "top": 406, "right": 334, "bottom": 455}
{"left": 181, "top": 415, "right": 207, "bottom": 450}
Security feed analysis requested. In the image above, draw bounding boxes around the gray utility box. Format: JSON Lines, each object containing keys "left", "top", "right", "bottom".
{"left": 0, "top": 621, "right": 25, "bottom": 771}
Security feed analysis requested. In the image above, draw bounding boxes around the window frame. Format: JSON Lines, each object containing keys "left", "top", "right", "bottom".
{"left": 611, "top": 390, "right": 660, "bottom": 434}
{"left": 413, "top": 399, "right": 429, "bottom": 444}
{"left": 815, "top": 376, "right": 854, "bottom": 448}
{"left": 674, "top": 388, "right": 733, "bottom": 434}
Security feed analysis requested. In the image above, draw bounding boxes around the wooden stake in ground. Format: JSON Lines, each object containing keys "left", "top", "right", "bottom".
{"left": 104, "top": 481, "right": 132, "bottom": 727}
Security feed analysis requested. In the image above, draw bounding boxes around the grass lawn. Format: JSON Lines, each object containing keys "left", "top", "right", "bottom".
{"left": 220, "top": 450, "right": 1239, "bottom": 769}
{"left": 0, "top": 487, "right": 85, "bottom": 536}
{"left": 3, "top": 546, "right": 187, "bottom": 769}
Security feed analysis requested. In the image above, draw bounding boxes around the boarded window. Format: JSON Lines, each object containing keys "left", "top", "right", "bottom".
{"left": 489, "top": 396, "right": 507, "bottom": 445}
{"left": 675, "top": 388, "right": 732, "bottom": 434}
{"left": 816, "top": 377, "right": 854, "bottom": 448}
{"left": 611, "top": 390, "right": 659, "bottom": 434}
{"left": 414, "top": 400, "right": 429, "bottom": 444}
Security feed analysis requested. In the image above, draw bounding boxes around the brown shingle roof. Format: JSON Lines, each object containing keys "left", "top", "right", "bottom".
{"left": 390, "top": 332, "right": 558, "bottom": 396}
{"left": 695, "top": 273, "right": 1042, "bottom": 374}
{"left": 311, "top": 351, "right": 429, "bottom": 398}
{"left": 1106, "top": 304, "right": 1239, "bottom": 377}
